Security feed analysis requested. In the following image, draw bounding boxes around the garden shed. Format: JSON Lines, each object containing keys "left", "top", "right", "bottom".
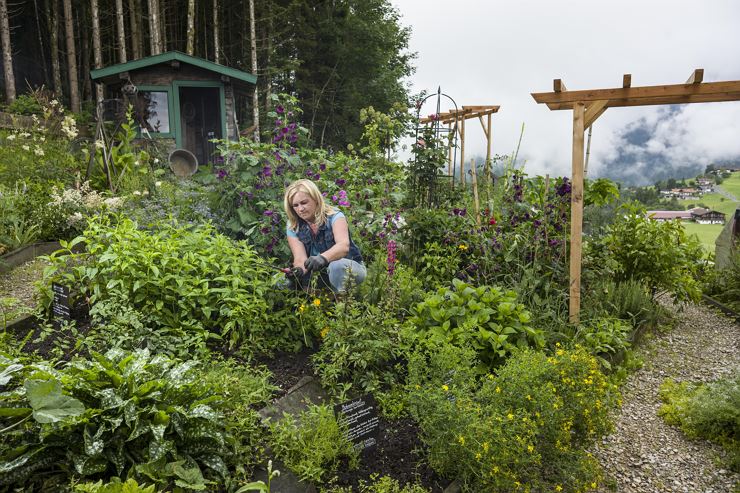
{"left": 90, "top": 51, "right": 256, "bottom": 166}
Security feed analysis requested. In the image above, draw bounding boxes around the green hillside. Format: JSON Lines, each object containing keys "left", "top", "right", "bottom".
{"left": 718, "top": 172, "right": 740, "bottom": 200}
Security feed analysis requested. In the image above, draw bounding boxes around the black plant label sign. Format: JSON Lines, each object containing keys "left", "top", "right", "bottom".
{"left": 51, "top": 282, "right": 70, "bottom": 328}
{"left": 334, "top": 394, "right": 380, "bottom": 453}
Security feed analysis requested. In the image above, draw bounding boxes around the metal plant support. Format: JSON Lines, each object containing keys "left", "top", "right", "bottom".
{"left": 413, "top": 87, "right": 459, "bottom": 208}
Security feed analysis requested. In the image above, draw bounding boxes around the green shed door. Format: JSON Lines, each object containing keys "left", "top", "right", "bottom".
{"left": 179, "top": 86, "right": 222, "bottom": 165}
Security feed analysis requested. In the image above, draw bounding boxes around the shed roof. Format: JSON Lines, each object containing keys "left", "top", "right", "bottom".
{"left": 647, "top": 211, "right": 693, "bottom": 220}
{"left": 90, "top": 51, "right": 257, "bottom": 85}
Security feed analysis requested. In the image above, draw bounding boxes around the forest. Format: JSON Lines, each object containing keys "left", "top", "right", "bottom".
{"left": 0, "top": 0, "right": 414, "bottom": 150}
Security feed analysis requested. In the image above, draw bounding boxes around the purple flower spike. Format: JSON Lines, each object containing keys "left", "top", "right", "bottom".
{"left": 276, "top": 105, "right": 285, "bottom": 114}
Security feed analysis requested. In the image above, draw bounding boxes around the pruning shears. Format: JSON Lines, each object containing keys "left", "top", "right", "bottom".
{"left": 254, "top": 260, "right": 303, "bottom": 277}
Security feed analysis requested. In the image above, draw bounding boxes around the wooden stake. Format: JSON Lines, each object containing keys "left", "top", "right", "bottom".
{"left": 447, "top": 122, "right": 453, "bottom": 178}
{"left": 460, "top": 117, "right": 466, "bottom": 186}
{"left": 569, "top": 102, "right": 585, "bottom": 324}
{"left": 471, "top": 158, "right": 480, "bottom": 225}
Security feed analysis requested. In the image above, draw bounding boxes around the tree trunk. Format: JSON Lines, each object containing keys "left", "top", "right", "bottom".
{"left": 186, "top": 0, "right": 195, "bottom": 55}
{"left": 90, "top": 0, "right": 104, "bottom": 103}
{"left": 212, "top": 0, "right": 219, "bottom": 63}
{"left": 159, "top": 0, "right": 166, "bottom": 51}
{"left": 128, "top": 0, "right": 141, "bottom": 59}
{"left": 147, "top": 0, "right": 161, "bottom": 54}
{"left": 62, "top": 0, "right": 80, "bottom": 112}
{"left": 48, "top": 0, "right": 62, "bottom": 97}
{"left": 115, "top": 0, "right": 127, "bottom": 62}
{"left": 249, "top": 0, "right": 259, "bottom": 141}
{"left": 79, "top": 6, "right": 91, "bottom": 102}
{"left": 264, "top": 0, "right": 272, "bottom": 110}
{"left": 0, "top": 0, "right": 15, "bottom": 104}
{"left": 33, "top": 0, "right": 50, "bottom": 88}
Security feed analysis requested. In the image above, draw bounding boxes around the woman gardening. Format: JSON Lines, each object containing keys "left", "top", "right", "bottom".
{"left": 283, "top": 179, "right": 366, "bottom": 292}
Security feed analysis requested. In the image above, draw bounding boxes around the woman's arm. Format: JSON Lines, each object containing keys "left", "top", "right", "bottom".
{"left": 287, "top": 235, "right": 309, "bottom": 273}
{"left": 320, "top": 216, "right": 350, "bottom": 262}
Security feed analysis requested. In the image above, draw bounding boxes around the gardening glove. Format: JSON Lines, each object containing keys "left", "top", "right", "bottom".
{"left": 304, "top": 254, "right": 329, "bottom": 272}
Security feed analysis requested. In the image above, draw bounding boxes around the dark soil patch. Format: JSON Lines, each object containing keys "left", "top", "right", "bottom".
{"left": 9, "top": 301, "right": 92, "bottom": 361}
{"left": 332, "top": 417, "right": 447, "bottom": 492}
{"left": 256, "top": 346, "right": 318, "bottom": 398}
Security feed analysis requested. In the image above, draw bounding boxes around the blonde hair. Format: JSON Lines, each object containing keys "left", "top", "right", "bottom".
{"left": 284, "top": 179, "right": 336, "bottom": 232}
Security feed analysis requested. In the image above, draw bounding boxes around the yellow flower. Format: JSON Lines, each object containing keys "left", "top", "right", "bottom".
{"left": 556, "top": 486, "right": 563, "bottom": 492}
{"left": 495, "top": 386, "right": 501, "bottom": 393}
{"left": 458, "top": 435, "right": 465, "bottom": 445}
{"left": 320, "top": 327, "right": 330, "bottom": 338}
{"left": 483, "top": 441, "right": 489, "bottom": 452}
{"left": 527, "top": 445, "right": 534, "bottom": 453}
{"left": 487, "top": 374, "right": 494, "bottom": 380}
{"left": 590, "top": 483, "right": 597, "bottom": 489}
{"left": 507, "top": 413, "right": 514, "bottom": 420}
{"left": 526, "top": 394, "right": 532, "bottom": 401}
{"left": 515, "top": 481, "right": 521, "bottom": 487}
{"left": 442, "top": 384, "right": 449, "bottom": 392}
{"left": 475, "top": 453, "right": 482, "bottom": 460}
{"left": 298, "top": 304, "right": 305, "bottom": 313}
{"left": 458, "top": 244, "right": 468, "bottom": 250}
{"left": 313, "top": 298, "right": 321, "bottom": 307}
{"left": 492, "top": 465, "right": 499, "bottom": 474}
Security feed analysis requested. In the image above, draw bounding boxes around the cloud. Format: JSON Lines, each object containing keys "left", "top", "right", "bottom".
{"left": 391, "top": 0, "right": 740, "bottom": 183}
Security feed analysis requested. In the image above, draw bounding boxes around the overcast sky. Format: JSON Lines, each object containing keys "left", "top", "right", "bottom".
{"left": 389, "top": 0, "right": 740, "bottom": 183}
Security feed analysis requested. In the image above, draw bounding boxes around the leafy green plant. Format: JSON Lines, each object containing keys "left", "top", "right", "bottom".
{"left": 405, "top": 345, "right": 616, "bottom": 492}
{"left": 0, "top": 349, "right": 244, "bottom": 490}
{"left": 593, "top": 202, "right": 704, "bottom": 302}
{"left": 405, "top": 278, "right": 544, "bottom": 368}
{"left": 659, "top": 375, "right": 740, "bottom": 471}
{"left": 41, "top": 216, "right": 277, "bottom": 352}
{"left": 72, "top": 477, "right": 157, "bottom": 493}
{"left": 268, "top": 404, "right": 358, "bottom": 483}
{"left": 573, "top": 317, "right": 632, "bottom": 369}
{"left": 327, "top": 474, "right": 430, "bottom": 492}
{"left": 312, "top": 300, "right": 403, "bottom": 398}
{"left": 703, "top": 250, "right": 740, "bottom": 313}
{"left": 234, "top": 460, "right": 280, "bottom": 493}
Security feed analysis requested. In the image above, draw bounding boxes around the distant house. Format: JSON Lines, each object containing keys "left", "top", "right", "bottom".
{"left": 691, "top": 208, "right": 726, "bottom": 224}
{"left": 647, "top": 211, "right": 693, "bottom": 221}
{"left": 659, "top": 187, "right": 701, "bottom": 200}
{"left": 696, "top": 178, "right": 714, "bottom": 193}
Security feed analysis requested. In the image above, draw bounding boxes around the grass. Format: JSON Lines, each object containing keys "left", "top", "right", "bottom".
{"left": 678, "top": 173, "right": 739, "bottom": 218}
{"left": 681, "top": 222, "right": 724, "bottom": 254}
{"left": 718, "top": 172, "right": 740, "bottom": 201}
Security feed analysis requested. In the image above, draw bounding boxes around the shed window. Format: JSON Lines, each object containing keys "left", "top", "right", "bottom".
{"left": 136, "top": 91, "right": 170, "bottom": 133}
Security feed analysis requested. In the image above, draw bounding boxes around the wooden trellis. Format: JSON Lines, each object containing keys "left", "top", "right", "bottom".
{"left": 420, "top": 105, "right": 500, "bottom": 186}
{"left": 532, "top": 69, "right": 740, "bottom": 323}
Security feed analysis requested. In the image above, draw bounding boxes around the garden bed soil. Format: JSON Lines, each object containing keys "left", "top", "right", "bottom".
{"left": 256, "top": 346, "right": 319, "bottom": 398}
{"left": 332, "top": 417, "right": 447, "bottom": 492}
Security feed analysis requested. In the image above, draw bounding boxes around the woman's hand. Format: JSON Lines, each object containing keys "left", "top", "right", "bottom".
{"left": 304, "top": 254, "right": 329, "bottom": 272}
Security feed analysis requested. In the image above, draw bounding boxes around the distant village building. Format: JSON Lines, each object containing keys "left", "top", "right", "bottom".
{"left": 696, "top": 177, "right": 714, "bottom": 193}
{"left": 691, "top": 208, "right": 726, "bottom": 224}
{"left": 659, "top": 187, "right": 701, "bottom": 200}
{"left": 647, "top": 207, "right": 726, "bottom": 224}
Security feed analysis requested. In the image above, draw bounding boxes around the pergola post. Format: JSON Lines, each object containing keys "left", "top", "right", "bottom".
{"left": 486, "top": 113, "right": 492, "bottom": 184}
{"left": 531, "top": 69, "right": 740, "bottom": 324}
{"left": 569, "top": 102, "right": 586, "bottom": 324}
{"left": 460, "top": 117, "right": 466, "bottom": 186}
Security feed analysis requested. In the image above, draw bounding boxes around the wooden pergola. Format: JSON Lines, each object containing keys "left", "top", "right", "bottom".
{"left": 420, "top": 105, "right": 500, "bottom": 186}
{"left": 532, "top": 69, "right": 740, "bottom": 323}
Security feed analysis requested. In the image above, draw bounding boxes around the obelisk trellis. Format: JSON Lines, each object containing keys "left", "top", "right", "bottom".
{"left": 532, "top": 69, "right": 740, "bottom": 323}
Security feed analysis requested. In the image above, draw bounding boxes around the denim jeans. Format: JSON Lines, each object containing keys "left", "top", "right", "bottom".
{"left": 279, "top": 258, "right": 366, "bottom": 293}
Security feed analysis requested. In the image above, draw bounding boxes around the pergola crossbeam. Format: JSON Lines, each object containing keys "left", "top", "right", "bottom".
{"left": 420, "top": 105, "right": 500, "bottom": 124}
{"left": 531, "top": 69, "right": 740, "bottom": 324}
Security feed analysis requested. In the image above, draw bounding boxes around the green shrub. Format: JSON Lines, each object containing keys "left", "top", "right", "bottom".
{"left": 405, "top": 345, "right": 617, "bottom": 492}
{"left": 0, "top": 349, "right": 249, "bottom": 490}
{"left": 269, "top": 404, "right": 358, "bottom": 483}
{"left": 659, "top": 375, "right": 740, "bottom": 471}
{"left": 41, "top": 216, "right": 279, "bottom": 352}
{"left": 72, "top": 478, "right": 157, "bottom": 493}
{"left": 594, "top": 202, "right": 703, "bottom": 302}
{"left": 405, "top": 278, "right": 544, "bottom": 368}
{"left": 327, "top": 474, "right": 430, "bottom": 492}
{"left": 573, "top": 317, "right": 632, "bottom": 369}
{"left": 5, "top": 94, "right": 43, "bottom": 115}
{"left": 703, "top": 250, "right": 740, "bottom": 313}
{"left": 583, "top": 278, "right": 665, "bottom": 332}
{"left": 312, "top": 300, "right": 404, "bottom": 399}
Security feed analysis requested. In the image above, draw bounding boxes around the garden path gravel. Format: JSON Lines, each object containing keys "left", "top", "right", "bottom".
{"left": 0, "top": 257, "right": 48, "bottom": 316}
{"left": 593, "top": 300, "right": 739, "bottom": 493}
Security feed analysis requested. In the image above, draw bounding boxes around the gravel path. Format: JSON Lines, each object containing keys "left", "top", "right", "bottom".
{"left": 0, "top": 257, "right": 48, "bottom": 319}
{"left": 594, "top": 301, "right": 740, "bottom": 493}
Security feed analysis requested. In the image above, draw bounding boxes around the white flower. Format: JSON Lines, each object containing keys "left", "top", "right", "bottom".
{"left": 153, "top": 158, "right": 160, "bottom": 164}
{"left": 34, "top": 147, "right": 44, "bottom": 156}
{"left": 95, "top": 140, "right": 105, "bottom": 149}
{"left": 142, "top": 190, "right": 149, "bottom": 196}
{"left": 67, "top": 212, "right": 84, "bottom": 226}
{"left": 103, "top": 197, "right": 124, "bottom": 209}
{"left": 154, "top": 181, "right": 162, "bottom": 187}
{"left": 22, "top": 145, "right": 30, "bottom": 151}
{"left": 133, "top": 191, "right": 141, "bottom": 196}
{"left": 6, "top": 134, "right": 15, "bottom": 141}
{"left": 61, "top": 115, "right": 78, "bottom": 139}
{"left": 20, "top": 132, "right": 30, "bottom": 138}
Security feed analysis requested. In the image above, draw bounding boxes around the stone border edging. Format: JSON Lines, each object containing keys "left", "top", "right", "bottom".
{"left": 702, "top": 294, "right": 740, "bottom": 323}
{"left": 0, "top": 241, "right": 61, "bottom": 274}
